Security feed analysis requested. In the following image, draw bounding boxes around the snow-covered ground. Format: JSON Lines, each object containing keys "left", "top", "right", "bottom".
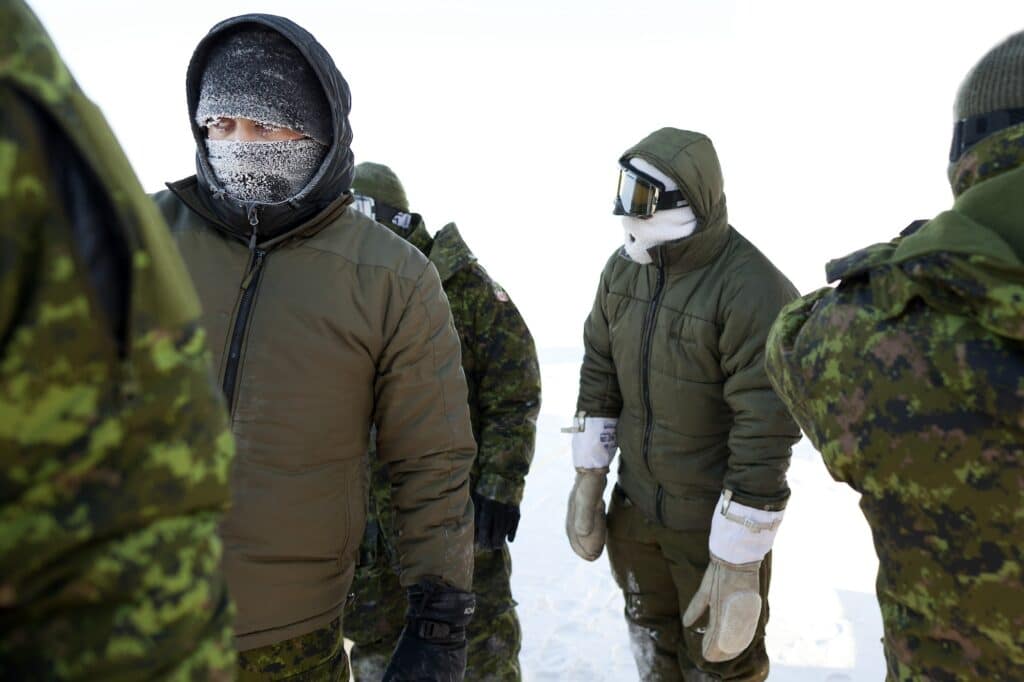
{"left": 511, "top": 350, "right": 886, "bottom": 681}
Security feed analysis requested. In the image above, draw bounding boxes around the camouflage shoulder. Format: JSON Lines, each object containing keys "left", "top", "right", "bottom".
{"left": 0, "top": 1, "right": 74, "bottom": 106}
{"left": 824, "top": 237, "right": 902, "bottom": 284}
{"left": 448, "top": 260, "right": 516, "bottom": 307}
{"left": 823, "top": 219, "right": 932, "bottom": 284}
{"left": 430, "top": 222, "right": 477, "bottom": 282}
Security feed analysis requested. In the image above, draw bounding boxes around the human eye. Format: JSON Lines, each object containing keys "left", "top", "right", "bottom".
{"left": 255, "top": 122, "right": 284, "bottom": 135}
{"left": 206, "top": 117, "right": 235, "bottom": 137}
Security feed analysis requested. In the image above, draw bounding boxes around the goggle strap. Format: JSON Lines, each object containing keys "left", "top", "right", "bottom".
{"left": 373, "top": 201, "right": 415, "bottom": 230}
{"left": 655, "top": 189, "right": 689, "bottom": 211}
{"left": 950, "top": 107, "right": 1024, "bottom": 162}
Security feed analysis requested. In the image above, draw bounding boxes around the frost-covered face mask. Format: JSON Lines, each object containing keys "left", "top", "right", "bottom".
{"left": 205, "top": 138, "right": 327, "bottom": 204}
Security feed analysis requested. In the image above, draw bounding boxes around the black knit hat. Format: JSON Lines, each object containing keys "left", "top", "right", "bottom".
{"left": 195, "top": 26, "right": 331, "bottom": 145}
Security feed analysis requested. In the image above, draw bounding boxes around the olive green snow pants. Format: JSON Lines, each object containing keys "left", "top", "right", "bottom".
{"left": 606, "top": 485, "right": 771, "bottom": 682}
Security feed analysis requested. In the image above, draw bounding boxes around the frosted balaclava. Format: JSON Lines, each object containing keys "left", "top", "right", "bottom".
{"left": 195, "top": 26, "right": 330, "bottom": 203}
{"left": 621, "top": 158, "right": 698, "bottom": 264}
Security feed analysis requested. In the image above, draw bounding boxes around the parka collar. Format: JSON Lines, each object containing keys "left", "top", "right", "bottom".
{"left": 649, "top": 218, "right": 731, "bottom": 273}
{"left": 166, "top": 176, "right": 352, "bottom": 250}
{"left": 429, "top": 223, "right": 477, "bottom": 283}
{"left": 379, "top": 217, "right": 476, "bottom": 283}
{"left": 896, "top": 161, "right": 1024, "bottom": 266}
{"left": 827, "top": 161, "right": 1024, "bottom": 341}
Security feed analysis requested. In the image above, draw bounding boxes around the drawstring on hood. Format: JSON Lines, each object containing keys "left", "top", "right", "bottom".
{"left": 621, "top": 157, "right": 698, "bottom": 264}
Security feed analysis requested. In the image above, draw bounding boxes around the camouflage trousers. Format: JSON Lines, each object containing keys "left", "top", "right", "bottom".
{"left": 346, "top": 543, "right": 522, "bottom": 681}
{"left": 236, "top": 617, "right": 349, "bottom": 681}
{"left": 606, "top": 486, "right": 771, "bottom": 682}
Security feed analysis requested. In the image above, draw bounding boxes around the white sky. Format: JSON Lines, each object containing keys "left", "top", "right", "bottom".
{"left": 28, "top": 0, "right": 1024, "bottom": 349}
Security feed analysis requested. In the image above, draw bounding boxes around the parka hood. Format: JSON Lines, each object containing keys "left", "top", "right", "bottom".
{"left": 184, "top": 14, "right": 354, "bottom": 239}
{"left": 621, "top": 128, "right": 728, "bottom": 235}
{"left": 619, "top": 128, "right": 730, "bottom": 272}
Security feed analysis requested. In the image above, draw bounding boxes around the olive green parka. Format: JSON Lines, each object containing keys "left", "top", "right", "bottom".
{"left": 153, "top": 14, "right": 476, "bottom": 651}
{"left": 577, "top": 128, "right": 801, "bottom": 528}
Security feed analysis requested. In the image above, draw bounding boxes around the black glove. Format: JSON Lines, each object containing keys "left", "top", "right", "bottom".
{"left": 472, "top": 492, "right": 521, "bottom": 550}
{"left": 382, "top": 580, "right": 476, "bottom": 682}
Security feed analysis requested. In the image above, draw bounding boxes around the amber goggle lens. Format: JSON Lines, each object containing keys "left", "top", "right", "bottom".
{"left": 616, "top": 168, "right": 659, "bottom": 217}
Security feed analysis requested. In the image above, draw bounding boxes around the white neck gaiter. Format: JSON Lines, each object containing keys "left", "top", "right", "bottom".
{"left": 205, "top": 138, "right": 326, "bottom": 204}
{"left": 620, "top": 157, "right": 698, "bottom": 264}
{"left": 622, "top": 207, "right": 698, "bottom": 264}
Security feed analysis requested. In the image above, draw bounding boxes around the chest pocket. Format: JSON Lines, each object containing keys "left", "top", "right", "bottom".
{"left": 656, "top": 311, "right": 723, "bottom": 383}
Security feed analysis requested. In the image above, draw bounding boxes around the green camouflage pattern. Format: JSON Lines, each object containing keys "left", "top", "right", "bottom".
{"left": 237, "top": 618, "right": 348, "bottom": 681}
{"left": 346, "top": 214, "right": 538, "bottom": 681}
{"left": 430, "top": 222, "right": 542, "bottom": 505}
{"left": 0, "top": 1, "right": 236, "bottom": 678}
{"left": 765, "top": 130, "right": 1024, "bottom": 680}
{"left": 949, "top": 122, "right": 1024, "bottom": 197}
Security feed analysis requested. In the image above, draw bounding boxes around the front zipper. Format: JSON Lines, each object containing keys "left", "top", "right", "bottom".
{"left": 639, "top": 259, "right": 667, "bottom": 477}
{"left": 222, "top": 209, "right": 266, "bottom": 411}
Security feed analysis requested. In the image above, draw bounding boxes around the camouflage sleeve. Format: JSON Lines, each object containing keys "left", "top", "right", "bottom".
{"left": 717, "top": 267, "right": 802, "bottom": 510}
{"left": 765, "top": 287, "right": 837, "bottom": 471}
{"left": 577, "top": 254, "right": 624, "bottom": 419}
{"left": 459, "top": 267, "right": 541, "bottom": 506}
{"left": 1, "top": 75, "right": 235, "bottom": 678}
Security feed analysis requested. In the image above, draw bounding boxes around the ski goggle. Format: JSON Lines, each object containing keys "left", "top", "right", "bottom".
{"left": 613, "top": 165, "right": 689, "bottom": 218}
{"left": 350, "top": 193, "right": 414, "bottom": 230}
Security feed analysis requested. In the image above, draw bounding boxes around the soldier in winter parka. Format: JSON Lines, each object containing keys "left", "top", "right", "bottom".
{"left": 152, "top": 15, "right": 478, "bottom": 681}
{"left": 344, "top": 162, "right": 542, "bottom": 682}
{"left": 765, "top": 31, "right": 1024, "bottom": 681}
{"left": 0, "top": 0, "right": 236, "bottom": 677}
{"left": 568, "top": 128, "right": 801, "bottom": 681}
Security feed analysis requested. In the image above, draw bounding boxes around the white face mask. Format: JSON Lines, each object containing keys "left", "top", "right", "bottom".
{"left": 621, "top": 206, "right": 699, "bottom": 264}
{"left": 205, "top": 138, "right": 326, "bottom": 204}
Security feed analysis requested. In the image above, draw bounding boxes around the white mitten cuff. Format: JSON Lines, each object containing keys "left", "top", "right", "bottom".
{"left": 708, "top": 490, "right": 784, "bottom": 565}
{"left": 569, "top": 415, "right": 619, "bottom": 469}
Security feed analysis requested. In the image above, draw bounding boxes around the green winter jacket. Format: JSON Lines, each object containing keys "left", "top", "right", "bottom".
{"left": 577, "top": 128, "right": 800, "bottom": 529}
{"left": 154, "top": 15, "right": 476, "bottom": 652}
{"left": 765, "top": 124, "right": 1024, "bottom": 681}
{"left": 1, "top": 1, "right": 235, "bottom": 678}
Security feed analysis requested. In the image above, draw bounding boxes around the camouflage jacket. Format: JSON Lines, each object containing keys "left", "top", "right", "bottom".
{"left": 1, "top": 1, "right": 235, "bottom": 678}
{"left": 400, "top": 218, "right": 541, "bottom": 505}
{"left": 765, "top": 126, "right": 1024, "bottom": 680}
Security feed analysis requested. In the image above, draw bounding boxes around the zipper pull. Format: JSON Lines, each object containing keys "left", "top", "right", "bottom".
{"left": 247, "top": 204, "right": 260, "bottom": 228}
{"left": 240, "top": 249, "right": 265, "bottom": 291}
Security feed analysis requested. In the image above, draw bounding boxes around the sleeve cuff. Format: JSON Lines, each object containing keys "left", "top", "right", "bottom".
{"left": 474, "top": 473, "right": 524, "bottom": 506}
{"left": 570, "top": 416, "right": 618, "bottom": 469}
{"left": 708, "top": 490, "right": 784, "bottom": 564}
